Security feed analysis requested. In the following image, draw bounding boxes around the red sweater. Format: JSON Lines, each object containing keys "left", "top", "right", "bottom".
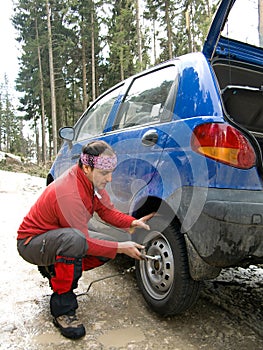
{"left": 17, "top": 164, "right": 135, "bottom": 258}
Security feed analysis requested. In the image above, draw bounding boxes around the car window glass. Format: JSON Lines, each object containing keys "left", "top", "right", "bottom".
{"left": 222, "top": 0, "right": 262, "bottom": 48}
{"left": 76, "top": 86, "right": 122, "bottom": 140}
{"left": 115, "top": 66, "right": 177, "bottom": 129}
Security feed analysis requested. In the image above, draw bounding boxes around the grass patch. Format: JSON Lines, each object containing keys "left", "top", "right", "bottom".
{"left": 0, "top": 160, "right": 50, "bottom": 178}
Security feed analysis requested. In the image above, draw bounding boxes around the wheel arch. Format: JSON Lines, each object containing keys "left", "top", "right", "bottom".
{"left": 131, "top": 195, "right": 177, "bottom": 225}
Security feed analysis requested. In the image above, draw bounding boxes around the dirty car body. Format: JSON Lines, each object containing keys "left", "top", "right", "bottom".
{"left": 47, "top": 0, "right": 263, "bottom": 315}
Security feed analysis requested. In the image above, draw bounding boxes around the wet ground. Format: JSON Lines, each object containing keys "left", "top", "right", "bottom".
{"left": 0, "top": 170, "right": 262, "bottom": 350}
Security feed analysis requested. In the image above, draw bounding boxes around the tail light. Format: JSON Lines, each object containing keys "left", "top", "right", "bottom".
{"left": 191, "top": 123, "right": 256, "bottom": 169}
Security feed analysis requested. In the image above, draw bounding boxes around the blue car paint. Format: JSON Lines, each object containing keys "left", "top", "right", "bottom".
{"left": 48, "top": 0, "right": 263, "bottom": 275}
{"left": 202, "top": 0, "right": 235, "bottom": 59}
{"left": 215, "top": 37, "right": 263, "bottom": 67}
{"left": 104, "top": 92, "right": 125, "bottom": 133}
{"left": 173, "top": 53, "right": 223, "bottom": 120}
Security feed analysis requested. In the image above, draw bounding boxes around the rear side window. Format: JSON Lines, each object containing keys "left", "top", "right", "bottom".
{"left": 114, "top": 65, "right": 177, "bottom": 129}
{"left": 76, "top": 86, "right": 122, "bottom": 140}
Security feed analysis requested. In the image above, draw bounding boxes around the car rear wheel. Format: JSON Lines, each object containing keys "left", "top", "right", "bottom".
{"left": 135, "top": 219, "right": 201, "bottom": 315}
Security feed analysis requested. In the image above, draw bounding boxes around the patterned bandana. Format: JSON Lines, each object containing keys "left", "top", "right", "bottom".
{"left": 80, "top": 153, "right": 117, "bottom": 170}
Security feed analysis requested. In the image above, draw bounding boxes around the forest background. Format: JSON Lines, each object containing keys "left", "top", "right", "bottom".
{"left": 0, "top": 0, "right": 217, "bottom": 167}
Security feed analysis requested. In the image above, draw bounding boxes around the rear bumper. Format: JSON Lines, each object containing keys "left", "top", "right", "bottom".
{"left": 175, "top": 187, "right": 263, "bottom": 268}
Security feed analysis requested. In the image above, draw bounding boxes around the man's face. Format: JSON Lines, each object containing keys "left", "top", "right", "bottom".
{"left": 83, "top": 165, "right": 113, "bottom": 190}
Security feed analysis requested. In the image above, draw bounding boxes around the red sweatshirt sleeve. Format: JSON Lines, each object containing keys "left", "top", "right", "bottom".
{"left": 93, "top": 190, "right": 135, "bottom": 230}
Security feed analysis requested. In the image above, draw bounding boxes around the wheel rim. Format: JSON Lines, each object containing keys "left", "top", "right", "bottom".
{"left": 139, "top": 231, "right": 175, "bottom": 300}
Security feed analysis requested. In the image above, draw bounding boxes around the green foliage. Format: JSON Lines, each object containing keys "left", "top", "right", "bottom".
{"left": 106, "top": 0, "right": 137, "bottom": 84}
{"left": 0, "top": 76, "right": 27, "bottom": 156}
{"left": 11, "top": 0, "right": 217, "bottom": 161}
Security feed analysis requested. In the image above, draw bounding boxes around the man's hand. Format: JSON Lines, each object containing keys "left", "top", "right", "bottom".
{"left": 129, "top": 212, "right": 155, "bottom": 233}
{"left": 117, "top": 241, "right": 145, "bottom": 260}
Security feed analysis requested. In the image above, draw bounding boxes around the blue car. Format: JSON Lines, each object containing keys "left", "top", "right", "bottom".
{"left": 48, "top": 0, "right": 263, "bottom": 315}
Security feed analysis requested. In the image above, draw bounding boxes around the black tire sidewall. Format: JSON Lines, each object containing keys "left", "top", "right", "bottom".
{"left": 135, "top": 218, "right": 200, "bottom": 315}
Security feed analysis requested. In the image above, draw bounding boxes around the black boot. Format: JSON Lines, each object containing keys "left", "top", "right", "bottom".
{"left": 50, "top": 291, "right": 85, "bottom": 339}
{"left": 53, "top": 313, "right": 86, "bottom": 339}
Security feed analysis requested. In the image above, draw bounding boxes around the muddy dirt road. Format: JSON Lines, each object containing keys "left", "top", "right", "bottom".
{"left": 0, "top": 170, "right": 262, "bottom": 350}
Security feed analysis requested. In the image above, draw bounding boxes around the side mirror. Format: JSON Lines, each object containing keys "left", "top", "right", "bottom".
{"left": 59, "top": 127, "right": 75, "bottom": 141}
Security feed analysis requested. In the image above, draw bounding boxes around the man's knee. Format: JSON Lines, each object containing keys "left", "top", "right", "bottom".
{"left": 57, "top": 229, "right": 88, "bottom": 257}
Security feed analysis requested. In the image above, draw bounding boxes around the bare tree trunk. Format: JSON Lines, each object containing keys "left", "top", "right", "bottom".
{"left": 136, "top": 0, "right": 143, "bottom": 70}
{"left": 185, "top": 10, "right": 192, "bottom": 52}
{"left": 206, "top": 0, "right": 211, "bottom": 17}
{"left": 164, "top": 0, "right": 173, "bottom": 59}
{"left": 81, "top": 24, "right": 88, "bottom": 110}
{"left": 119, "top": 19, "right": 124, "bottom": 81}
{"left": 153, "top": 20, "right": 157, "bottom": 64}
{"left": 35, "top": 17, "right": 47, "bottom": 165}
{"left": 120, "top": 46, "right": 124, "bottom": 81}
{"left": 0, "top": 92, "right": 2, "bottom": 151}
{"left": 91, "top": 8, "right": 96, "bottom": 101}
{"left": 259, "top": 0, "right": 263, "bottom": 47}
{"left": 35, "top": 125, "right": 40, "bottom": 164}
{"left": 46, "top": 0, "right": 57, "bottom": 157}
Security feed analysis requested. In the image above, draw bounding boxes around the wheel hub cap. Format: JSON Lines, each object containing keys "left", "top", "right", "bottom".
{"left": 140, "top": 233, "right": 174, "bottom": 300}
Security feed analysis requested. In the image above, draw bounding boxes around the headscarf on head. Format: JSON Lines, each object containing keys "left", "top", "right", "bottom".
{"left": 80, "top": 153, "right": 117, "bottom": 170}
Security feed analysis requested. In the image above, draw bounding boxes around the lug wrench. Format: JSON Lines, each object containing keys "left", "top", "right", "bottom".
{"left": 140, "top": 254, "right": 161, "bottom": 261}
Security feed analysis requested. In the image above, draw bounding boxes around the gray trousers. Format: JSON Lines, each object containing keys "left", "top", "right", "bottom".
{"left": 17, "top": 228, "right": 116, "bottom": 317}
{"left": 17, "top": 228, "right": 115, "bottom": 266}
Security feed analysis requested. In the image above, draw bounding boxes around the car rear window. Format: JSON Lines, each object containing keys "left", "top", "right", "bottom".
{"left": 114, "top": 65, "right": 178, "bottom": 129}
{"left": 222, "top": 0, "right": 262, "bottom": 48}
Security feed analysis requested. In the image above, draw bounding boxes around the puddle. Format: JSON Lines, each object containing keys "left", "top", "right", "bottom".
{"left": 98, "top": 326, "right": 145, "bottom": 348}
{"left": 32, "top": 332, "right": 64, "bottom": 345}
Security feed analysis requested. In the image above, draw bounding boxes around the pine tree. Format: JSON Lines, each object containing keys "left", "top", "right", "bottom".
{"left": 0, "top": 76, "right": 24, "bottom": 155}
{"left": 11, "top": 0, "right": 217, "bottom": 163}
{"left": 46, "top": 0, "right": 57, "bottom": 156}
{"left": 106, "top": 0, "right": 138, "bottom": 83}
{"left": 13, "top": 0, "right": 48, "bottom": 161}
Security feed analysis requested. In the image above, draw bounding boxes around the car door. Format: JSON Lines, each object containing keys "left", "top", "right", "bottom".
{"left": 100, "top": 64, "right": 179, "bottom": 215}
